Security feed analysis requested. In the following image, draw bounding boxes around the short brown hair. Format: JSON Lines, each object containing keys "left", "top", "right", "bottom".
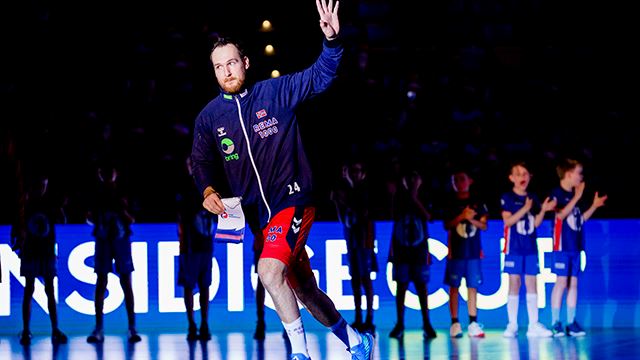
{"left": 556, "top": 158, "right": 581, "bottom": 179}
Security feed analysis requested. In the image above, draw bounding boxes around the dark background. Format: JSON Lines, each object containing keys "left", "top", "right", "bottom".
{"left": 1, "top": 0, "right": 637, "bottom": 224}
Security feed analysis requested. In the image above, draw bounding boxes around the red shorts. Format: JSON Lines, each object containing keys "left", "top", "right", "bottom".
{"left": 260, "top": 206, "right": 315, "bottom": 288}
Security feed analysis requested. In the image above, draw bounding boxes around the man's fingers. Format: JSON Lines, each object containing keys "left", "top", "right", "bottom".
{"left": 202, "top": 200, "right": 212, "bottom": 213}
{"left": 316, "top": 0, "right": 324, "bottom": 15}
{"left": 202, "top": 199, "right": 222, "bottom": 214}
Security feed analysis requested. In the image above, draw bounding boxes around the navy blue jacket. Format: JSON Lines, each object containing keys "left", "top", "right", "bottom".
{"left": 191, "top": 39, "right": 343, "bottom": 228}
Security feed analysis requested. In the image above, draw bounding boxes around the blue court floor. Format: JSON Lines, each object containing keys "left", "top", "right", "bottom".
{"left": 1, "top": 327, "right": 639, "bottom": 360}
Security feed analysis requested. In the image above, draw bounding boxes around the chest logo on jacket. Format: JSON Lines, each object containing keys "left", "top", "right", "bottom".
{"left": 220, "top": 138, "right": 239, "bottom": 161}
{"left": 253, "top": 110, "right": 279, "bottom": 139}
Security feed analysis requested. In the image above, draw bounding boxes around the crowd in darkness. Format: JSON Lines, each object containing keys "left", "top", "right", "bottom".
{"left": 1, "top": 0, "right": 636, "bottom": 225}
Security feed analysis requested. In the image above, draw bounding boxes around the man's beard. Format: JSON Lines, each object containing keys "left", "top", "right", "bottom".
{"left": 221, "top": 77, "right": 244, "bottom": 94}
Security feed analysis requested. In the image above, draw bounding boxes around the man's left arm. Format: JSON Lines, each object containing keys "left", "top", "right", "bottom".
{"left": 278, "top": 0, "right": 343, "bottom": 105}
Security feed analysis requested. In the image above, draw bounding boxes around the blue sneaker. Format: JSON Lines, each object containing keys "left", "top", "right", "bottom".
{"left": 290, "top": 354, "right": 311, "bottom": 360}
{"left": 566, "top": 321, "right": 586, "bottom": 337}
{"left": 350, "top": 331, "right": 374, "bottom": 360}
{"left": 551, "top": 321, "right": 565, "bottom": 337}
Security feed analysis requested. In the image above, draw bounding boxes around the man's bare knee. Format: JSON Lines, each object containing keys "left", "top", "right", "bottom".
{"left": 257, "top": 259, "right": 286, "bottom": 289}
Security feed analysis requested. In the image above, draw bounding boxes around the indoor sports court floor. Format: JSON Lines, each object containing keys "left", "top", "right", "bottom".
{"left": 1, "top": 327, "right": 639, "bottom": 359}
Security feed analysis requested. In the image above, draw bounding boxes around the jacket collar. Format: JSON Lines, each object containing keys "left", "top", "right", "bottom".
{"left": 221, "top": 88, "right": 249, "bottom": 101}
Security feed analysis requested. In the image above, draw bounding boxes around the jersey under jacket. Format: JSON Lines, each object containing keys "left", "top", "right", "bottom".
{"left": 191, "top": 38, "right": 343, "bottom": 229}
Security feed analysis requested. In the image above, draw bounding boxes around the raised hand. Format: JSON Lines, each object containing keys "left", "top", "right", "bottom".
{"left": 462, "top": 206, "right": 477, "bottom": 221}
{"left": 592, "top": 191, "right": 608, "bottom": 208}
{"left": 316, "top": 0, "right": 340, "bottom": 40}
{"left": 541, "top": 196, "right": 557, "bottom": 212}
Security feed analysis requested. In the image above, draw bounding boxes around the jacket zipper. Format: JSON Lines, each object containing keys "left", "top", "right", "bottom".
{"left": 234, "top": 96, "right": 272, "bottom": 223}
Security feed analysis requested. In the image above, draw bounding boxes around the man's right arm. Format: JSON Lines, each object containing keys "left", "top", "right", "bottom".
{"left": 191, "top": 114, "right": 218, "bottom": 196}
{"left": 191, "top": 113, "right": 226, "bottom": 214}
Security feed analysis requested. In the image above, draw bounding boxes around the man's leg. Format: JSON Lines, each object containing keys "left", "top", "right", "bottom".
{"left": 258, "top": 257, "right": 308, "bottom": 357}
{"left": 290, "top": 263, "right": 342, "bottom": 326}
{"left": 257, "top": 207, "right": 314, "bottom": 356}
{"left": 259, "top": 206, "right": 372, "bottom": 358}
{"left": 290, "top": 263, "right": 372, "bottom": 358}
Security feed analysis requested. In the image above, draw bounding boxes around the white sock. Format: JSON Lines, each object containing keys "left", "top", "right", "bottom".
{"left": 329, "top": 318, "right": 348, "bottom": 347}
{"left": 346, "top": 323, "right": 361, "bottom": 348}
{"left": 526, "top": 293, "right": 538, "bottom": 325}
{"left": 507, "top": 295, "right": 519, "bottom": 325}
{"left": 283, "top": 317, "right": 308, "bottom": 356}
